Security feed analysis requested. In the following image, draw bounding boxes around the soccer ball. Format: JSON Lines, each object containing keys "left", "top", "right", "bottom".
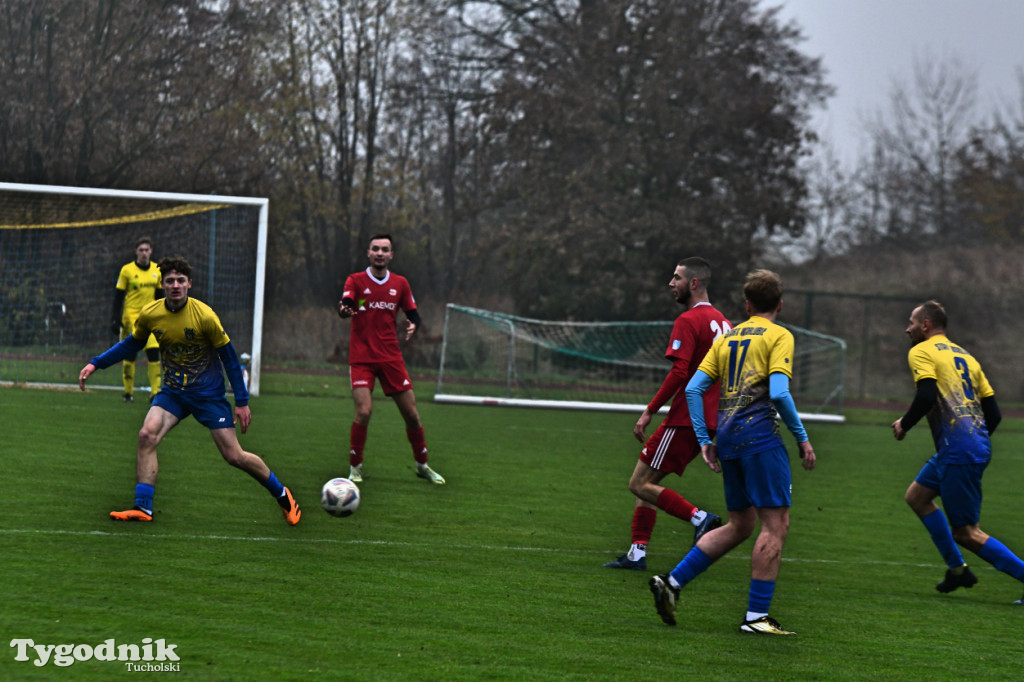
{"left": 321, "top": 477, "right": 360, "bottom": 517}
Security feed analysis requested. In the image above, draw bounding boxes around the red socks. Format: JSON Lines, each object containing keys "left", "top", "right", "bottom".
{"left": 631, "top": 506, "right": 657, "bottom": 545}
{"left": 349, "top": 422, "right": 367, "bottom": 466}
{"left": 656, "top": 487, "right": 697, "bottom": 521}
{"left": 408, "top": 425, "right": 428, "bottom": 463}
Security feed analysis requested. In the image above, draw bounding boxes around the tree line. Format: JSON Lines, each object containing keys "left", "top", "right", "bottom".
{"left": 2, "top": 1, "right": 1021, "bottom": 322}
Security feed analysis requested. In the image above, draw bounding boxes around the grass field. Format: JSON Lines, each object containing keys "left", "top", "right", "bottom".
{"left": 2, "top": 379, "right": 1023, "bottom": 680}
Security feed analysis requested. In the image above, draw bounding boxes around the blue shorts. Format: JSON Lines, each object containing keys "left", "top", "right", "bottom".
{"left": 153, "top": 390, "right": 235, "bottom": 430}
{"left": 915, "top": 454, "right": 987, "bottom": 528}
{"left": 721, "top": 445, "right": 792, "bottom": 510}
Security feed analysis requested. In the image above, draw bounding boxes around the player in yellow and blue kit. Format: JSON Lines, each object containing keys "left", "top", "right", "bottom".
{"left": 111, "top": 237, "right": 163, "bottom": 402}
{"left": 892, "top": 300, "right": 1024, "bottom": 603}
{"left": 80, "top": 256, "right": 301, "bottom": 526}
{"left": 648, "top": 269, "right": 817, "bottom": 636}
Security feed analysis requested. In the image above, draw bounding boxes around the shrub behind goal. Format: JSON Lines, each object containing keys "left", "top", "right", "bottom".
{"left": 434, "top": 304, "right": 846, "bottom": 422}
{"left": 0, "top": 183, "right": 268, "bottom": 394}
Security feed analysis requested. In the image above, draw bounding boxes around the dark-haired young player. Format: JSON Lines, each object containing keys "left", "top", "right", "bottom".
{"left": 337, "top": 234, "right": 444, "bottom": 485}
{"left": 604, "top": 257, "right": 730, "bottom": 570}
{"left": 111, "top": 237, "right": 162, "bottom": 402}
{"left": 80, "top": 256, "right": 301, "bottom": 525}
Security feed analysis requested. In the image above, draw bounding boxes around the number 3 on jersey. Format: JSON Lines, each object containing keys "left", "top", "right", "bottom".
{"left": 954, "top": 356, "right": 975, "bottom": 400}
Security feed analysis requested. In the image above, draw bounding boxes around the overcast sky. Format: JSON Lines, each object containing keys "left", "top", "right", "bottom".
{"left": 774, "top": 0, "right": 1024, "bottom": 165}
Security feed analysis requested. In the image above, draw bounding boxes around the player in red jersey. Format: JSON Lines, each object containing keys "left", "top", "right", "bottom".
{"left": 337, "top": 234, "right": 445, "bottom": 485}
{"left": 604, "top": 257, "right": 731, "bottom": 570}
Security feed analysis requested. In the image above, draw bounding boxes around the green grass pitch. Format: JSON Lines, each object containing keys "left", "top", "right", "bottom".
{"left": 1, "top": 381, "right": 1022, "bottom": 680}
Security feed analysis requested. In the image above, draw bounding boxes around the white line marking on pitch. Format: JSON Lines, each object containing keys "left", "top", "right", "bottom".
{"left": 0, "top": 527, "right": 942, "bottom": 569}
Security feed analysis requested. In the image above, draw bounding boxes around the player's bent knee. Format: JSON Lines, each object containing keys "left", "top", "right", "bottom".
{"left": 137, "top": 428, "right": 160, "bottom": 450}
{"left": 220, "top": 449, "right": 246, "bottom": 468}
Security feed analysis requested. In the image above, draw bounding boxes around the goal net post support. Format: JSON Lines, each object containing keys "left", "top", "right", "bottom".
{"left": 434, "top": 304, "right": 846, "bottom": 423}
{"left": 0, "top": 182, "right": 268, "bottom": 395}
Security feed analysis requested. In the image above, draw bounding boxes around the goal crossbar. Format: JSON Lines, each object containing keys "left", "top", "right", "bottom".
{"left": 0, "top": 182, "right": 268, "bottom": 395}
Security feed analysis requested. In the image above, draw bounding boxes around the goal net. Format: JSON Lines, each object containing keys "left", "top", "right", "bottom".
{"left": 434, "top": 304, "right": 846, "bottom": 422}
{"left": 0, "top": 183, "right": 268, "bottom": 395}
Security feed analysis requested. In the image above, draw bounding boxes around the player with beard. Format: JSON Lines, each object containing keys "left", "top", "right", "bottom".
{"left": 337, "top": 234, "right": 444, "bottom": 485}
{"left": 892, "top": 300, "right": 1024, "bottom": 603}
{"left": 604, "top": 257, "right": 731, "bottom": 571}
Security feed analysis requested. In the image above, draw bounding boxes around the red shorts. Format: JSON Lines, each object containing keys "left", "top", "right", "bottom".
{"left": 639, "top": 423, "right": 706, "bottom": 476}
{"left": 349, "top": 361, "right": 413, "bottom": 396}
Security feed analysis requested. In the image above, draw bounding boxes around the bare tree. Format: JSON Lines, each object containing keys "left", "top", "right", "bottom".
{"left": 260, "top": 0, "right": 414, "bottom": 306}
{"left": 768, "top": 139, "right": 856, "bottom": 263}
{"left": 860, "top": 51, "right": 979, "bottom": 244}
{"left": 956, "top": 70, "right": 1024, "bottom": 242}
{"left": 0, "top": 0, "right": 273, "bottom": 192}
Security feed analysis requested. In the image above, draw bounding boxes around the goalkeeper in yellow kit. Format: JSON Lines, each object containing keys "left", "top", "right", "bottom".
{"left": 111, "top": 237, "right": 162, "bottom": 402}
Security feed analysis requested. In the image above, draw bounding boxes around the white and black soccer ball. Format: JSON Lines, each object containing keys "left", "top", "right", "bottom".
{"left": 321, "top": 477, "right": 361, "bottom": 517}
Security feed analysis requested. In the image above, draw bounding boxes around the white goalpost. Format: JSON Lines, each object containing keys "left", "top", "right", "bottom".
{"left": 434, "top": 304, "right": 846, "bottom": 423}
{"left": 0, "top": 182, "right": 268, "bottom": 395}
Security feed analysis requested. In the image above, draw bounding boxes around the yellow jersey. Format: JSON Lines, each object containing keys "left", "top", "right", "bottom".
{"left": 697, "top": 316, "right": 794, "bottom": 458}
{"left": 133, "top": 297, "right": 230, "bottom": 397}
{"left": 907, "top": 333, "right": 993, "bottom": 463}
{"left": 116, "top": 261, "right": 162, "bottom": 314}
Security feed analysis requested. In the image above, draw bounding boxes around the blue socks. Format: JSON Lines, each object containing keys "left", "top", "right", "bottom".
{"left": 977, "top": 537, "right": 1024, "bottom": 581}
{"left": 134, "top": 483, "right": 154, "bottom": 514}
{"left": 261, "top": 471, "right": 285, "bottom": 499}
{"left": 920, "top": 509, "right": 965, "bottom": 568}
{"left": 669, "top": 546, "right": 713, "bottom": 588}
{"left": 748, "top": 578, "right": 775, "bottom": 615}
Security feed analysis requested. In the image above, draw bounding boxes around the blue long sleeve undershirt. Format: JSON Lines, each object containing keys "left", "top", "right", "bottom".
{"left": 685, "top": 370, "right": 715, "bottom": 446}
{"left": 90, "top": 335, "right": 146, "bottom": 369}
{"left": 770, "top": 372, "right": 808, "bottom": 443}
{"left": 217, "top": 342, "right": 249, "bottom": 406}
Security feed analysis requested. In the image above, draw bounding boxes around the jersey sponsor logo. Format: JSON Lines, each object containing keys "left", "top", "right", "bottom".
{"left": 367, "top": 301, "right": 397, "bottom": 311}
